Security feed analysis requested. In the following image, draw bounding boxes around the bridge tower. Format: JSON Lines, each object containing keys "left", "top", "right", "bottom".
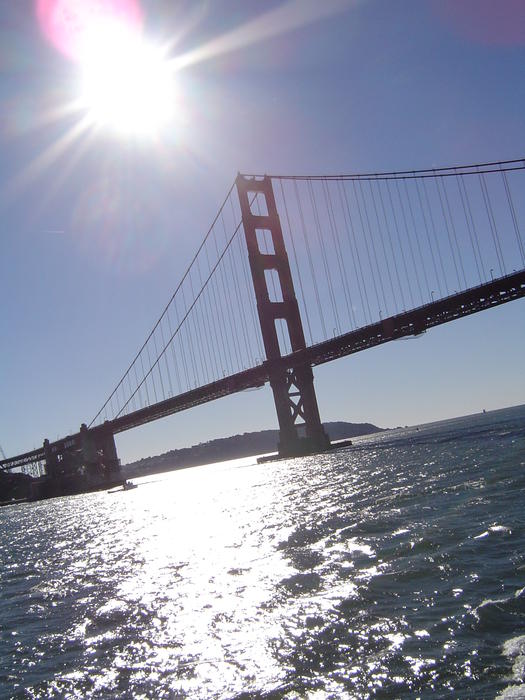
{"left": 79, "top": 423, "right": 120, "bottom": 475}
{"left": 236, "top": 175, "right": 330, "bottom": 458}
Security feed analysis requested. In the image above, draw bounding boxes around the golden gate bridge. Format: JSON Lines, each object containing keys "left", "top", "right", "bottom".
{"left": 2, "top": 158, "right": 524, "bottom": 480}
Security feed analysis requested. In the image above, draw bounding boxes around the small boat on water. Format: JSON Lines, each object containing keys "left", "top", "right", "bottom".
{"left": 108, "top": 480, "right": 137, "bottom": 494}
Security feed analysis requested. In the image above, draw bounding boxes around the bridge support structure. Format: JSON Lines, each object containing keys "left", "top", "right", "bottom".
{"left": 41, "top": 424, "right": 120, "bottom": 480}
{"left": 236, "top": 174, "right": 330, "bottom": 458}
{"left": 79, "top": 423, "right": 120, "bottom": 476}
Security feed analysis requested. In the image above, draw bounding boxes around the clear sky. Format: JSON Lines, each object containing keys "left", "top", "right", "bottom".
{"left": 1, "top": 0, "right": 524, "bottom": 464}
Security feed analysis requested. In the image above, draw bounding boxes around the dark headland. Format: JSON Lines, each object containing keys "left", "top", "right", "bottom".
{"left": 122, "top": 421, "right": 383, "bottom": 479}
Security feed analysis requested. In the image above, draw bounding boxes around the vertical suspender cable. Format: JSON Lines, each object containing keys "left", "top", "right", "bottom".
{"left": 479, "top": 170, "right": 505, "bottom": 276}
{"left": 386, "top": 179, "right": 414, "bottom": 308}
{"left": 323, "top": 180, "right": 355, "bottom": 331}
{"left": 180, "top": 284, "right": 199, "bottom": 386}
{"left": 196, "top": 251, "right": 219, "bottom": 381}
{"left": 227, "top": 195, "right": 253, "bottom": 366}
{"left": 190, "top": 269, "right": 210, "bottom": 383}
{"left": 458, "top": 175, "right": 484, "bottom": 278}
{"left": 339, "top": 180, "right": 369, "bottom": 326}
{"left": 369, "top": 179, "right": 396, "bottom": 312}
{"left": 165, "top": 308, "right": 182, "bottom": 394}
{"left": 158, "top": 320, "right": 174, "bottom": 397}
{"left": 353, "top": 180, "right": 383, "bottom": 316}
{"left": 139, "top": 353, "right": 151, "bottom": 406}
{"left": 172, "top": 298, "right": 190, "bottom": 391}
{"left": 132, "top": 363, "right": 142, "bottom": 409}
{"left": 435, "top": 175, "right": 462, "bottom": 292}
{"left": 151, "top": 332, "right": 166, "bottom": 400}
{"left": 500, "top": 167, "right": 525, "bottom": 267}
{"left": 294, "top": 180, "right": 326, "bottom": 340}
{"left": 378, "top": 180, "right": 405, "bottom": 310}
{"left": 308, "top": 179, "right": 340, "bottom": 336}
{"left": 279, "top": 179, "right": 314, "bottom": 345}
{"left": 194, "top": 262, "right": 214, "bottom": 382}
{"left": 395, "top": 178, "right": 424, "bottom": 305}
{"left": 144, "top": 342, "right": 159, "bottom": 404}
{"left": 455, "top": 171, "right": 483, "bottom": 286}
{"left": 205, "top": 237, "right": 229, "bottom": 376}
{"left": 422, "top": 177, "right": 447, "bottom": 296}
{"left": 441, "top": 176, "right": 467, "bottom": 289}
{"left": 358, "top": 180, "right": 388, "bottom": 315}
{"left": 213, "top": 219, "right": 237, "bottom": 374}
{"left": 404, "top": 178, "right": 431, "bottom": 300}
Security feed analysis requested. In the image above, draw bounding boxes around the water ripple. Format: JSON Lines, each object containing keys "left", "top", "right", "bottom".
{"left": 1, "top": 405, "right": 524, "bottom": 698}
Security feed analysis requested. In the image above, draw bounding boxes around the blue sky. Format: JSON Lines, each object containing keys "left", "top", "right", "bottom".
{"left": 1, "top": 0, "right": 524, "bottom": 463}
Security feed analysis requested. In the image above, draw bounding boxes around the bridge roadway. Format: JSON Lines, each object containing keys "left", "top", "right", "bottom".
{"left": 2, "top": 268, "right": 524, "bottom": 472}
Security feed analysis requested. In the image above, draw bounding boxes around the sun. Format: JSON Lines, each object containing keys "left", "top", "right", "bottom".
{"left": 78, "top": 22, "right": 176, "bottom": 136}
{"left": 37, "top": 0, "right": 176, "bottom": 136}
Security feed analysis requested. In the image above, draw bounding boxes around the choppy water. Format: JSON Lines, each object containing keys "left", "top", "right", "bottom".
{"left": 1, "top": 405, "right": 525, "bottom": 699}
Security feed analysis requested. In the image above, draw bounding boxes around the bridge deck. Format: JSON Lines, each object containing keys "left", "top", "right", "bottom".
{"left": 2, "top": 269, "right": 524, "bottom": 471}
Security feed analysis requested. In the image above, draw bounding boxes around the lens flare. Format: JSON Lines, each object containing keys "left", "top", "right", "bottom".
{"left": 36, "top": 0, "right": 143, "bottom": 60}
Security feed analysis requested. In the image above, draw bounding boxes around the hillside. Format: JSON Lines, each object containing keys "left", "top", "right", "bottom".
{"left": 123, "top": 421, "right": 383, "bottom": 478}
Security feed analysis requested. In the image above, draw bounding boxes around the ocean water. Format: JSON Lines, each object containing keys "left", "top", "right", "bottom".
{"left": 1, "top": 405, "right": 525, "bottom": 700}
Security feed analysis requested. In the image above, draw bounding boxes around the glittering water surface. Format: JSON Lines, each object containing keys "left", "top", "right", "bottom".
{"left": 1, "top": 406, "right": 525, "bottom": 699}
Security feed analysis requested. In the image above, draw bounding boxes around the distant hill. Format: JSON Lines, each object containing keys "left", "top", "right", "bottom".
{"left": 123, "top": 421, "right": 384, "bottom": 478}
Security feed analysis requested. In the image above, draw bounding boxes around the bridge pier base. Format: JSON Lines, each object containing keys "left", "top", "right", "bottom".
{"left": 269, "top": 366, "right": 330, "bottom": 457}
{"left": 43, "top": 438, "right": 59, "bottom": 478}
{"left": 237, "top": 174, "right": 330, "bottom": 459}
{"left": 33, "top": 425, "right": 121, "bottom": 500}
{"left": 80, "top": 423, "right": 120, "bottom": 477}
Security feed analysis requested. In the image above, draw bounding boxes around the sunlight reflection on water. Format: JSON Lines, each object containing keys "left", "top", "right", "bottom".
{"left": 1, "top": 406, "right": 525, "bottom": 698}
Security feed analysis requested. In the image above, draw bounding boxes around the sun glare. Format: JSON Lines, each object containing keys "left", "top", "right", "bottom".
{"left": 78, "top": 23, "right": 175, "bottom": 136}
